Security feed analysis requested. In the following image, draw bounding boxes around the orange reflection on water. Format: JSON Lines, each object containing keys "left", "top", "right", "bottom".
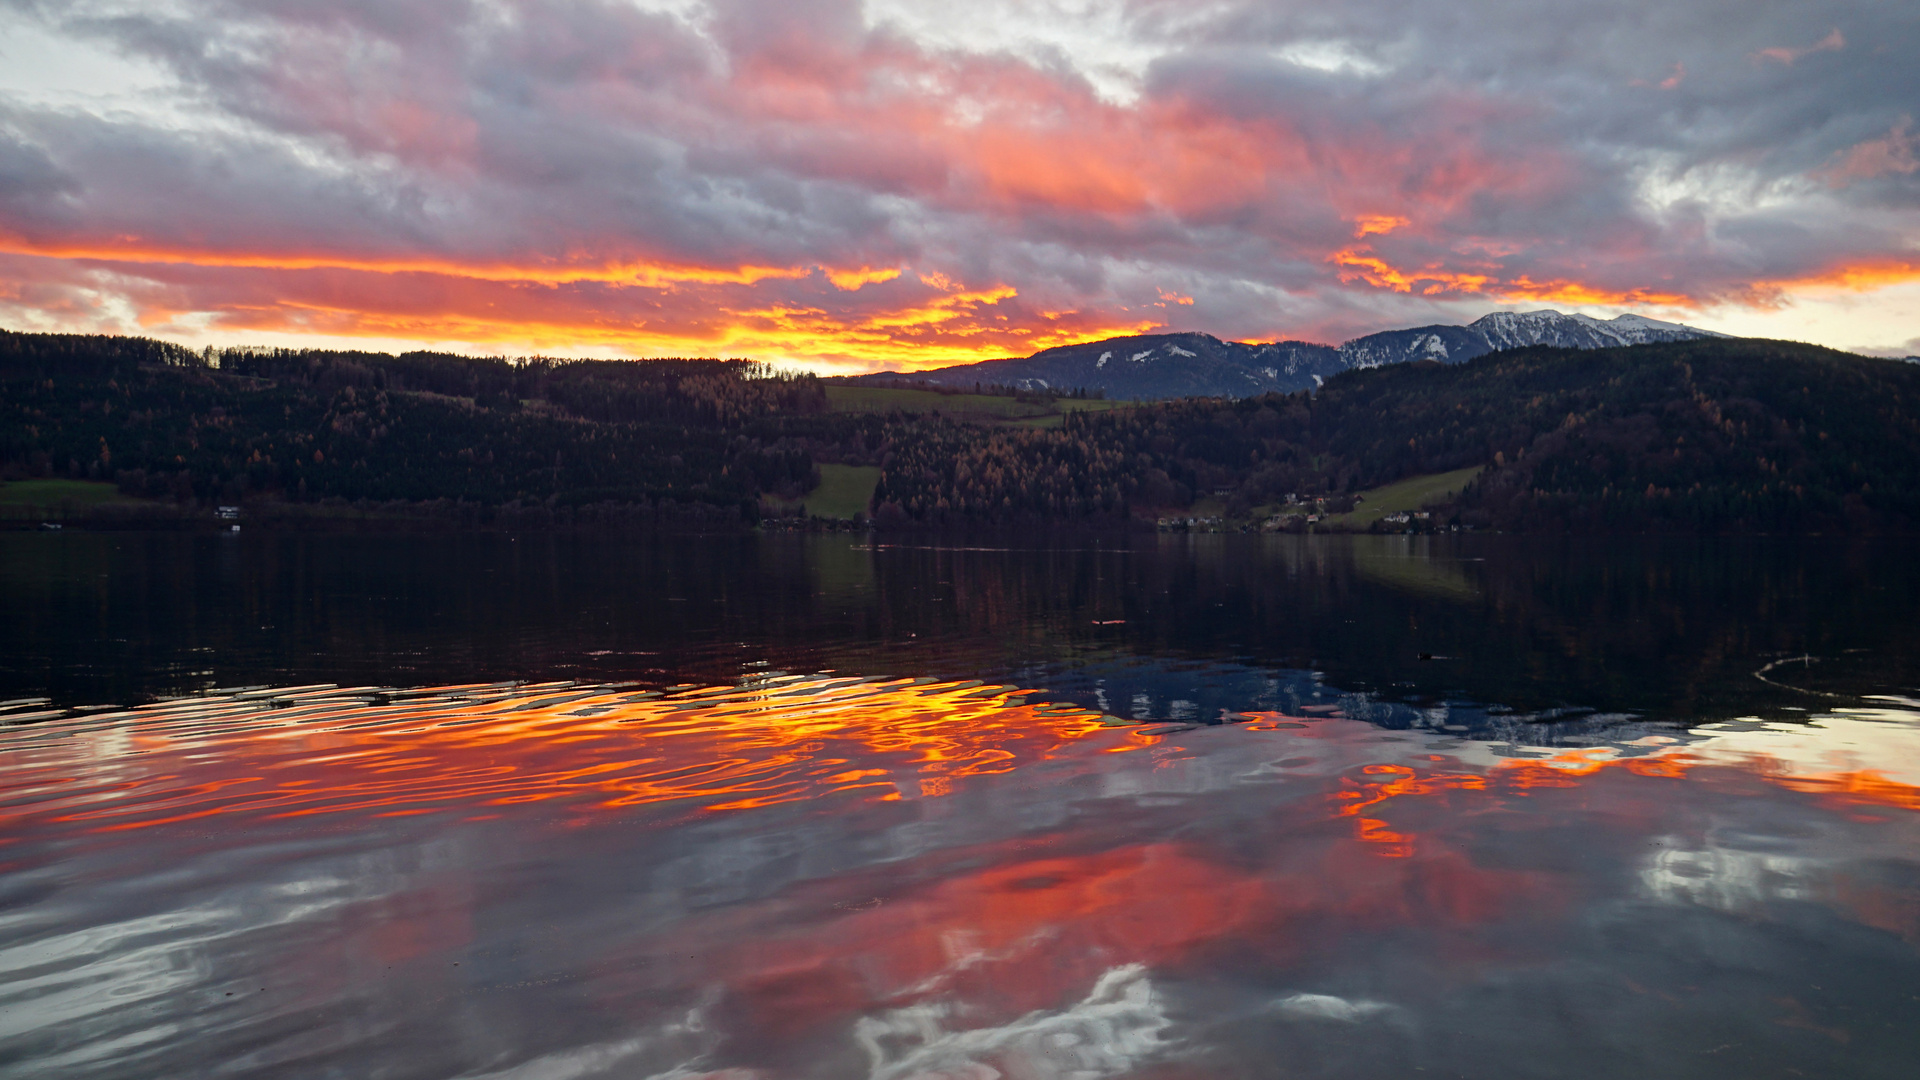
{"left": 0, "top": 678, "right": 1115, "bottom": 838}
{"left": 7, "top": 687, "right": 1920, "bottom": 1049}
{"left": 9, "top": 690, "right": 1920, "bottom": 861}
{"left": 1305, "top": 734, "right": 1920, "bottom": 866}
{"left": 1333, "top": 762, "right": 1488, "bottom": 857}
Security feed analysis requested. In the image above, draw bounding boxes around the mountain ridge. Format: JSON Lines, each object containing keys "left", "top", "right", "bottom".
{"left": 852, "top": 310, "right": 1725, "bottom": 399}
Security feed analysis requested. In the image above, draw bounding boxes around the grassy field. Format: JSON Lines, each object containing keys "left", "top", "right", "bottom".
{"left": 824, "top": 385, "right": 1126, "bottom": 425}
{"left": 0, "top": 479, "right": 162, "bottom": 522}
{"left": 0, "top": 479, "right": 136, "bottom": 506}
{"left": 1323, "top": 465, "right": 1484, "bottom": 530}
{"left": 793, "top": 464, "right": 881, "bottom": 520}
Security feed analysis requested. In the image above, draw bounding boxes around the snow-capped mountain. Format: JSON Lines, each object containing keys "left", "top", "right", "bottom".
{"left": 851, "top": 310, "right": 1726, "bottom": 399}
{"left": 1470, "top": 311, "right": 1724, "bottom": 352}
{"left": 852, "top": 331, "right": 1351, "bottom": 400}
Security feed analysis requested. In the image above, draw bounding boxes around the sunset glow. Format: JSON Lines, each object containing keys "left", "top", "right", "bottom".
{"left": 1, "top": 2, "right": 1917, "bottom": 365}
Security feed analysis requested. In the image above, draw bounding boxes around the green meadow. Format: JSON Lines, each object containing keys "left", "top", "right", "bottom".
{"left": 824, "top": 385, "right": 1125, "bottom": 426}
{"left": 795, "top": 464, "right": 882, "bottom": 520}
{"left": 1322, "top": 466, "right": 1485, "bottom": 530}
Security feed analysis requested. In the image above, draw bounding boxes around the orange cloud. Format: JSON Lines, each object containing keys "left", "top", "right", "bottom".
{"left": 1352, "top": 214, "right": 1410, "bottom": 238}
{"left": 1328, "top": 245, "right": 1696, "bottom": 307}
{"left": 825, "top": 266, "right": 903, "bottom": 290}
{"left": 1328, "top": 247, "right": 1497, "bottom": 296}
{"left": 1497, "top": 276, "right": 1696, "bottom": 307}
{"left": 1750, "top": 258, "right": 1920, "bottom": 297}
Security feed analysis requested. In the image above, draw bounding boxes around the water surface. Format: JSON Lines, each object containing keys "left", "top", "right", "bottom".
{"left": 3, "top": 533, "right": 1917, "bottom": 1078}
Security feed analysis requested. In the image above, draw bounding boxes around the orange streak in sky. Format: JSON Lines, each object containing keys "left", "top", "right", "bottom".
{"left": 0, "top": 244, "right": 1159, "bottom": 369}
{"left": 208, "top": 302, "right": 1159, "bottom": 370}
{"left": 0, "top": 238, "right": 820, "bottom": 288}
{"left": 1329, "top": 246, "right": 1697, "bottom": 307}
{"left": 1498, "top": 277, "right": 1697, "bottom": 307}
{"left": 1754, "top": 259, "right": 1920, "bottom": 294}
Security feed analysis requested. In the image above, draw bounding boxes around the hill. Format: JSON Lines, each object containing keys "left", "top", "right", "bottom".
{"left": 850, "top": 310, "right": 1721, "bottom": 400}
{"left": 0, "top": 330, "right": 849, "bottom": 528}
{"left": 4, "top": 330, "right": 1914, "bottom": 534}
{"left": 871, "top": 338, "right": 1920, "bottom": 533}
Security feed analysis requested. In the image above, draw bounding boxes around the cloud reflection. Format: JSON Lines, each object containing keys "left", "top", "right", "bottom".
{"left": 3, "top": 683, "right": 1919, "bottom": 1076}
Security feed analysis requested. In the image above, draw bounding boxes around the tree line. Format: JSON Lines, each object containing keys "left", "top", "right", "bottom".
{"left": 5, "top": 329, "right": 1916, "bottom": 532}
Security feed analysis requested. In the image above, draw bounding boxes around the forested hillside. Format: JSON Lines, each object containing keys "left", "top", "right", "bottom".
{"left": 0, "top": 331, "right": 852, "bottom": 527}
{"left": 873, "top": 338, "right": 1920, "bottom": 533}
{"left": 1313, "top": 338, "right": 1920, "bottom": 532}
{"left": 5, "top": 330, "right": 1916, "bottom": 533}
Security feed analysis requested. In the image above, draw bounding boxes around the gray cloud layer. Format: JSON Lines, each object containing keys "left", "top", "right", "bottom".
{"left": 0, "top": 0, "right": 1913, "bottom": 362}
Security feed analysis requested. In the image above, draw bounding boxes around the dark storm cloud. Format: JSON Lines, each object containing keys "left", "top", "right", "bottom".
{"left": 0, "top": 126, "right": 78, "bottom": 209}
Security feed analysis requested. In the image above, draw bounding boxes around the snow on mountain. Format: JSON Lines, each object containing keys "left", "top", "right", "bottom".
{"left": 1472, "top": 310, "right": 1726, "bottom": 351}
{"left": 849, "top": 311, "right": 1725, "bottom": 400}
{"left": 1337, "top": 325, "right": 1487, "bottom": 370}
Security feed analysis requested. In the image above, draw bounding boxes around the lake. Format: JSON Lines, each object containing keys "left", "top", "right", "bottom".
{"left": 3, "top": 532, "right": 1918, "bottom": 1079}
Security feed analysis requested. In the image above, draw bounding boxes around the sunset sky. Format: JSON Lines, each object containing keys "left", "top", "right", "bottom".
{"left": 1, "top": 0, "right": 1916, "bottom": 372}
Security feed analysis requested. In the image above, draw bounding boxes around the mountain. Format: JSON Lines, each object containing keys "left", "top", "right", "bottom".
{"left": 852, "top": 310, "right": 1725, "bottom": 399}
{"left": 870, "top": 337, "right": 1920, "bottom": 534}
{"left": 849, "top": 331, "right": 1351, "bottom": 400}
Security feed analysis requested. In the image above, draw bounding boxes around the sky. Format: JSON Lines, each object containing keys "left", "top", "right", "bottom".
{"left": 0, "top": 0, "right": 1916, "bottom": 373}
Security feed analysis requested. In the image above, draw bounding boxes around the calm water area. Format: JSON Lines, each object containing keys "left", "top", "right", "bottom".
{"left": 3, "top": 532, "right": 1919, "bottom": 1079}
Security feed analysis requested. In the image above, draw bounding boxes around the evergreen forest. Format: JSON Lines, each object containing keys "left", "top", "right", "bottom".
{"left": 4, "top": 330, "right": 1915, "bottom": 533}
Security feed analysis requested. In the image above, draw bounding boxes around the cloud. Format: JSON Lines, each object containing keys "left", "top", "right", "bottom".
{"left": 1754, "top": 27, "right": 1845, "bottom": 64}
{"left": 1816, "top": 118, "right": 1920, "bottom": 186}
{"left": 855, "top": 964, "right": 1170, "bottom": 1080}
{"left": 0, "top": 1, "right": 1916, "bottom": 366}
{"left": 1854, "top": 337, "right": 1920, "bottom": 360}
{"left": 1272, "top": 992, "right": 1400, "bottom": 1023}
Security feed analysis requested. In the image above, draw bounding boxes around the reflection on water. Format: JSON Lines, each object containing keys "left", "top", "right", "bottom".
{"left": 4, "top": 678, "right": 1918, "bottom": 1079}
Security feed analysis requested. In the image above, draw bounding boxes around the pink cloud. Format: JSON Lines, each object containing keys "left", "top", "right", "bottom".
{"left": 1755, "top": 27, "right": 1845, "bottom": 65}
{"left": 1816, "top": 118, "right": 1920, "bottom": 186}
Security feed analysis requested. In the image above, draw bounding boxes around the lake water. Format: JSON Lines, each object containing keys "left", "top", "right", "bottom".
{"left": 3, "top": 533, "right": 1918, "bottom": 1079}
